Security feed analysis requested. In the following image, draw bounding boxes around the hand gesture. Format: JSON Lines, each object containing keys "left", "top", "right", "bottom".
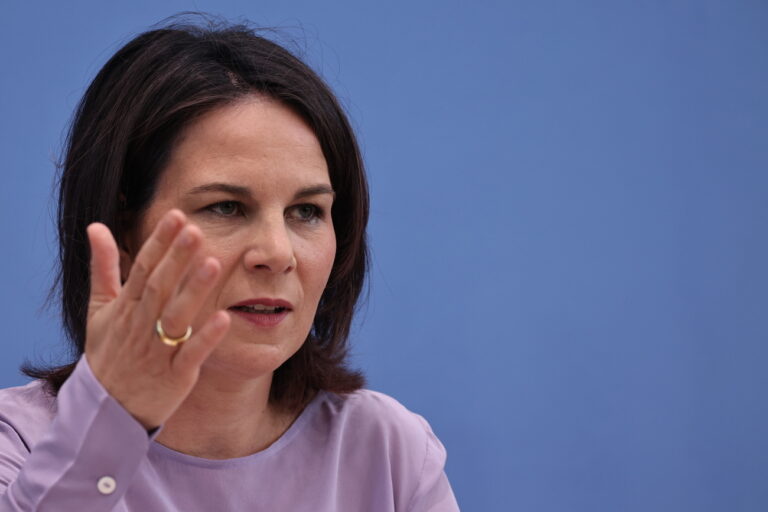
{"left": 84, "top": 210, "right": 230, "bottom": 429}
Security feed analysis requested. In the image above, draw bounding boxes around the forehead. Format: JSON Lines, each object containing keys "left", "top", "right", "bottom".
{"left": 158, "top": 96, "right": 329, "bottom": 193}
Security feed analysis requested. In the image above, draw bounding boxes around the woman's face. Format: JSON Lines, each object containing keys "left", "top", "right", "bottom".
{"left": 123, "top": 96, "right": 336, "bottom": 380}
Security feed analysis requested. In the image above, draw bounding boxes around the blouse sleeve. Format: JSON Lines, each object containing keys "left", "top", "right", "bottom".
{"left": 0, "top": 356, "right": 157, "bottom": 511}
{"left": 406, "top": 415, "right": 460, "bottom": 512}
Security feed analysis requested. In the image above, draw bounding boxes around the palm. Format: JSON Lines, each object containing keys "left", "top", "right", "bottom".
{"left": 82, "top": 212, "right": 230, "bottom": 429}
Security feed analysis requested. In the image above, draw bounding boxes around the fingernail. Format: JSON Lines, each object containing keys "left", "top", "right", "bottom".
{"left": 164, "top": 212, "right": 181, "bottom": 231}
{"left": 214, "top": 312, "right": 230, "bottom": 329}
{"left": 197, "top": 262, "right": 215, "bottom": 280}
{"left": 178, "top": 228, "right": 193, "bottom": 246}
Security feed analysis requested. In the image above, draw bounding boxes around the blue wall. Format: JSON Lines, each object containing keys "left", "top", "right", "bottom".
{"left": 2, "top": 1, "right": 767, "bottom": 510}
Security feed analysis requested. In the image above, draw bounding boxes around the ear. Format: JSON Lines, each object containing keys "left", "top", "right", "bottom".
{"left": 117, "top": 222, "right": 136, "bottom": 284}
{"left": 117, "top": 196, "right": 134, "bottom": 284}
{"left": 118, "top": 245, "right": 133, "bottom": 284}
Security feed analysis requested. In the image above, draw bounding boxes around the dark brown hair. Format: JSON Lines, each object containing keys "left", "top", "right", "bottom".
{"left": 23, "top": 17, "right": 368, "bottom": 412}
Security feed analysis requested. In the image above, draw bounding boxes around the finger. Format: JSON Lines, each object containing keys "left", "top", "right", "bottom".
{"left": 138, "top": 224, "right": 202, "bottom": 323}
{"left": 87, "top": 223, "right": 121, "bottom": 308}
{"left": 171, "top": 311, "right": 230, "bottom": 374}
{"left": 158, "top": 257, "right": 221, "bottom": 339}
{"left": 123, "top": 209, "right": 186, "bottom": 301}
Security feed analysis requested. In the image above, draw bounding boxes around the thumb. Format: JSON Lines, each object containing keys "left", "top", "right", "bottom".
{"left": 87, "top": 223, "right": 121, "bottom": 308}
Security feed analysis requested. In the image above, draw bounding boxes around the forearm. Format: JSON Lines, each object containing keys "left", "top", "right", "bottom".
{"left": 0, "top": 357, "right": 156, "bottom": 511}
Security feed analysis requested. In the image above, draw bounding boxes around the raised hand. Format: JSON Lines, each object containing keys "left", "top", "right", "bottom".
{"left": 84, "top": 209, "right": 231, "bottom": 429}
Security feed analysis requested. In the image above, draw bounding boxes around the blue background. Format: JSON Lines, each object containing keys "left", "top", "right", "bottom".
{"left": 1, "top": 1, "right": 767, "bottom": 510}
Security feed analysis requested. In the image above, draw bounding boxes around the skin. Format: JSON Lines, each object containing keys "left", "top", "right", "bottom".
{"left": 85, "top": 96, "right": 336, "bottom": 459}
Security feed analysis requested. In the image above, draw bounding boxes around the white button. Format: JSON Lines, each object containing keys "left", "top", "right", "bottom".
{"left": 97, "top": 476, "right": 117, "bottom": 495}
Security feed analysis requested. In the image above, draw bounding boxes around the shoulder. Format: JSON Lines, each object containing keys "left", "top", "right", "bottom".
{"left": 0, "top": 380, "right": 57, "bottom": 450}
{"left": 319, "top": 389, "right": 432, "bottom": 442}
{"left": 306, "top": 389, "right": 450, "bottom": 509}
{"left": 316, "top": 388, "right": 446, "bottom": 474}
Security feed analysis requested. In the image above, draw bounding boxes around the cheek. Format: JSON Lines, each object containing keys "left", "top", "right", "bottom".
{"left": 199, "top": 235, "right": 241, "bottom": 268}
{"left": 196, "top": 237, "right": 241, "bottom": 300}
{"left": 299, "top": 235, "right": 336, "bottom": 299}
{"left": 319, "top": 233, "right": 337, "bottom": 282}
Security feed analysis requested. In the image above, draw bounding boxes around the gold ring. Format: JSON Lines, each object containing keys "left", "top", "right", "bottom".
{"left": 155, "top": 319, "right": 192, "bottom": 347}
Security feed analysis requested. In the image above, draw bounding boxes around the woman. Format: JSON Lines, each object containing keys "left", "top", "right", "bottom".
{"left": 0, "top": 19, "right": 459, "bottom": 511}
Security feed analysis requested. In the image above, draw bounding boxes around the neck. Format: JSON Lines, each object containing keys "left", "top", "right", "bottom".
{"left": 155, "top": 370, "right": 293, "bottom": 460}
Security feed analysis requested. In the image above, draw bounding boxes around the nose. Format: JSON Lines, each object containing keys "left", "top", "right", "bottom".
{"left": 242, "top": 216, "right": 296, "bottom": 274}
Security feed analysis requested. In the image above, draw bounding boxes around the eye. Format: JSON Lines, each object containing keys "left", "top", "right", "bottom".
{"left": 207, "top": 201, "right": 243, "bottom": 217}
{"left": 288, "top": 204, "right": 323, "bottom": 223}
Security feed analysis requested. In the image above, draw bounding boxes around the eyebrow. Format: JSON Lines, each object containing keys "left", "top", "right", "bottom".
{"left": 187, "top": 182, "right": 336, "bottom": 200}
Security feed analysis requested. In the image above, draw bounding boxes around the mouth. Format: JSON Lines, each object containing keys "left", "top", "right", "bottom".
{"left": 227, "top": 298, "right": 293, "bottom": 328}
{"left": 229, "top": 304, "right": 289, "bottom": 314}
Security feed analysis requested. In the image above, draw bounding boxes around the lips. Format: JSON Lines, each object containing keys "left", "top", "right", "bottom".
{"left": 228, "top": 298, "right": 293, "bottom": 328}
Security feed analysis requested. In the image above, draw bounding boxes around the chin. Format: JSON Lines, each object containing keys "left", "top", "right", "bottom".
{"left": 201, "top": 338, "right": 302, "bottom": 381}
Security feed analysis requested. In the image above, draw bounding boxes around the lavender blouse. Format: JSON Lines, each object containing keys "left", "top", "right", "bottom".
{"left": 0, "top": 357, "right": 459, "bottom": 511}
